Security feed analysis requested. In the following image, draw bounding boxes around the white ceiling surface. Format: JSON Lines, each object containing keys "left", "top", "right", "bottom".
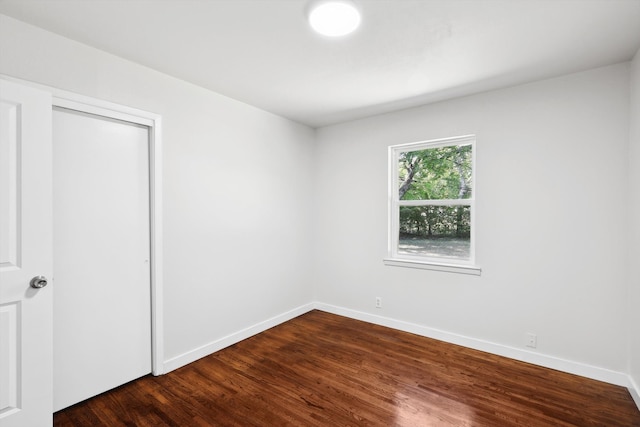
{"left": 1, "top": 1, "right": 640, "bottom": 128}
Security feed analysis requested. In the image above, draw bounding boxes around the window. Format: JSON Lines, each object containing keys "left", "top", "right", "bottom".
{"left": 385, "top": 135, "right": 480, "bottom": 275}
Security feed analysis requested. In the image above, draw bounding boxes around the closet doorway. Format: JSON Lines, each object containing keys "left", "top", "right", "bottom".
{"left": 52, "top": 107, "right": 152, "bottom": 411}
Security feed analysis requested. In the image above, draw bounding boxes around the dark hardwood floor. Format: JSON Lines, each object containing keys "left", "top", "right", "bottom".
{"left": 54, "top": 310, "right": 640, "bottom": 426}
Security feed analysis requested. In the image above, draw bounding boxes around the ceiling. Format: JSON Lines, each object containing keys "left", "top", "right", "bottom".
{"left": 1, "top": 0, "right": 640, "bottom": 128}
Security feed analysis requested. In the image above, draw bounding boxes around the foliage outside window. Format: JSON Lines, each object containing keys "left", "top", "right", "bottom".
{"left": 387, "top": 135, "right": 476, "bottom": 271}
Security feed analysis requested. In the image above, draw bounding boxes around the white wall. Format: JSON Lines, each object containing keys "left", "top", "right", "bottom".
{"left": 313, "top": 64, "right": 631, "bottom": 376}
{"left": 629, "top": 48, "right": 640, "bottom": 401}
{"left": 0, "top": 15, "right": 316, "bottom": 365}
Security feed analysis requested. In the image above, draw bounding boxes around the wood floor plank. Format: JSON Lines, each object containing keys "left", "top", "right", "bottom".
{"left": 54, "top": 310, "right": 640, "bottom": 426}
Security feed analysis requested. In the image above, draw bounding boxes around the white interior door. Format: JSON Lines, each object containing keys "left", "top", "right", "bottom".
{"left": 52, "top": 107, "right": 152, "bottom": 411}
{"left": 0, "top": 80, "right": 53, "bottom": 426}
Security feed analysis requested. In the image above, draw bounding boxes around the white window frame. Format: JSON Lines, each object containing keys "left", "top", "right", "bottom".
{"left": 384, "top": 135, "right": 481, "bottom": 275}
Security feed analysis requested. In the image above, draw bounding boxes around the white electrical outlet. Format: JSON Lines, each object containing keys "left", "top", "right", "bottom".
{"left": 375, "top": 297, "right": 382, "bottom": 308}
{"left": 526, "top": 333, "right": 537, "bottom": 348}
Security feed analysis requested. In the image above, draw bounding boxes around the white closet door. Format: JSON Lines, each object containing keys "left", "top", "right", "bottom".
{"left": 52, "top": 107, "right": 151, "bottom": 412}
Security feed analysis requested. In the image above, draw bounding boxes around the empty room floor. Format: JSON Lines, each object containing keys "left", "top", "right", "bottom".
{"left": 54, "top": 310, "right": 640, "bottom": 426}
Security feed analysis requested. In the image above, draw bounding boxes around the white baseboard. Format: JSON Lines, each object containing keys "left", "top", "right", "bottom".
{"left": 163, "top": 302, "right": 315, "bottom": 373}
{"left": 629, "top": 375, "right": 640, "bottom": 410}
{"left": 313, "top": 302, "right": 632, "bottom": 389}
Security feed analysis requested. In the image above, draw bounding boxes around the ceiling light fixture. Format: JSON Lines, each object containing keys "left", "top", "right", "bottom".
{"left": 308, "top": 0, "right": 361, "bottom": 37}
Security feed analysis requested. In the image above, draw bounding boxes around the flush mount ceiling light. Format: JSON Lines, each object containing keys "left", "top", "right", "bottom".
{"left": 308, "top": 0, "right": 361, "bottom": 37}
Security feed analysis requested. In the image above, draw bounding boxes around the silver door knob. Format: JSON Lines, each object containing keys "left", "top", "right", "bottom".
{"left": 30, "top": 275, "right": 48, "bottom": 289}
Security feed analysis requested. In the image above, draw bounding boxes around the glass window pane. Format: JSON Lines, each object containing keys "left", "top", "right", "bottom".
{"left": 398, "top": 144, "right": 472, "bottom": 200}
{"left": 398, "top": 206, "right": 470, "bottom": 259}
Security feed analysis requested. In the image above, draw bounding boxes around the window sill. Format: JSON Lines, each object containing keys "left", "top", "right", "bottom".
{"left": 383, "top": 258, "right": 481, "bottom": 276}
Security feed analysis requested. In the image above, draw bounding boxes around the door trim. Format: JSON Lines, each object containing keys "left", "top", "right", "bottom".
{"left": 0, "top": 74, "right": 165, "bottom": 376}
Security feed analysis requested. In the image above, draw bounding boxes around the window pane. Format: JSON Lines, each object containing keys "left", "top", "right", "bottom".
{"left": 398, "top": 144, "right": 472, "bottom": 200}
{"left": 398, "top": 206, "right": 470, "bottom": 259}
